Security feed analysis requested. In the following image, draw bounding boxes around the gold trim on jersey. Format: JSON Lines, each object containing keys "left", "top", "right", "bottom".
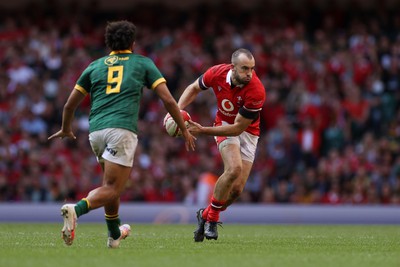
{"left": 110, "top": 50, "right": 132, "bottom": 55}
{"left": 82, "top": 198, "right": 91, "bottom": 209}
{"left": 151, "top": 77, "right": 166, "bottom": 90}
{"left": 74, "top": 84, "right": 88, "bottom": 95}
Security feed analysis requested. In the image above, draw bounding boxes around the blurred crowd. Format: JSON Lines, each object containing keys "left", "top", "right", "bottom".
{"left": 0, "top": 1, "right": 399, "bottom": 205}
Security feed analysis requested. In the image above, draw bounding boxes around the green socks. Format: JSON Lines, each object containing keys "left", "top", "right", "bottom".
{"left": 74, "top": 198, "right": 90, "bottom": 218}
{"left": 73, "top": 198, "right": 121, "bottom": 240}
{"left": 106, "top": 214, "right": 121, "bottom": 240}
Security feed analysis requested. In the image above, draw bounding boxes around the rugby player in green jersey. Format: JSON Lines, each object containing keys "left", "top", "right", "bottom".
{"left": 49, "top": 20, "right": 196, "bottom": 248}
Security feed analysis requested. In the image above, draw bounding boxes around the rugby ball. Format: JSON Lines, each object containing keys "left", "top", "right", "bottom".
{"left": 163, "top": 110, "right": 191, "bottom": 137}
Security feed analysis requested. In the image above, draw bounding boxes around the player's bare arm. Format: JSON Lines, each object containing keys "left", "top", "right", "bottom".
{"left": 155, "top": 82, "right": 196, "bottom": 151}
{"left": 177, "top": 78, "right": 202, "bottom": 109}
{"left": 48, "top": 89, "right": 86, "bottom": 140}
{"left": 188, "top": 113, "right": 253, "bottom": 137}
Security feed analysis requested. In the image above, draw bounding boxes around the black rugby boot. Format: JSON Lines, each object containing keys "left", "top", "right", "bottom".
{"left": 193, "top": 208, "right": 206, "bottom": 242}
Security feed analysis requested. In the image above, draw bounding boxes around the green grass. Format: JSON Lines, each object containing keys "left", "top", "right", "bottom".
{"left": 0, "top": 224, "right": 399, "bottom": 267}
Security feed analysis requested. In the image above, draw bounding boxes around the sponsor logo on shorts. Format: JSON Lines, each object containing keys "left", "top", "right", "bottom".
{"left": 106, "top": 146, "right": 117, "bottom": 156}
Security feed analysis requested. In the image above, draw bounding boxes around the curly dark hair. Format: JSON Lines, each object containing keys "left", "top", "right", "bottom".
{"left": 105, "top": 20, "right": 137, "bottom": 51}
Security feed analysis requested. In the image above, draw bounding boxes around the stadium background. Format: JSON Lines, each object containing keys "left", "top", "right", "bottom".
{"left": 0, "top": 0, "right": 399, "bottom": 220}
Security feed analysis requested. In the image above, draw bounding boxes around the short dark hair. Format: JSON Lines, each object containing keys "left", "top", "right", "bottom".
{"left": 105, "top": 20, "right": 137, "bottom": 51}
{"left": 231, "top": 48, "right": 253, "bottom": 64}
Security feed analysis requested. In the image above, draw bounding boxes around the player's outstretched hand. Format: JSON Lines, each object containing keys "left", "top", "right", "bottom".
{"left": 187, "top": 120, "right": 203, "bottom": 135}
{"left": 48, "top": 130, "right": 76, "bottom": 141}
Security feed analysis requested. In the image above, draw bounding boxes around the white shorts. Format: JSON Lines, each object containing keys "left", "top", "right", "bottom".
{"left": 89, "top": 128, "right": 138, "bottom": 167}
{"left": 215, "top": 122, "right": 259, "bottom": 163}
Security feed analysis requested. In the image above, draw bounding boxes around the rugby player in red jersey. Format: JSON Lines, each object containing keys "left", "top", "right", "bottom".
{"left": 178, "top": 48, "right": 266, "bottom": 241}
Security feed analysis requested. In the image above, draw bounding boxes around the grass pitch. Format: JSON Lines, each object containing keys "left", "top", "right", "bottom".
{"left": 0, "top": 223, "right": 399, "bottom": 267}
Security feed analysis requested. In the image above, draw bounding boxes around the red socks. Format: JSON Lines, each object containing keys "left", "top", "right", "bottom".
{"left": 202, "top": 206, "right": 210, "bottom": 220}
{"left": 202, "top": 197, "right": 226, "bottom": 222}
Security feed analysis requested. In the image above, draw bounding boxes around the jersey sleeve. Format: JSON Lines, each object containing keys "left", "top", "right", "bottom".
{"left": 74, "top": 64, "right": 92, "bottom": 95}
{"left": 144, "top": 58, "right": 166, "bottom": 90}
{"left": 199, "top": 65, "right": 218, "bottom": 90}
{"left": 243, "top": 84, "right": 266, "bottom": 113}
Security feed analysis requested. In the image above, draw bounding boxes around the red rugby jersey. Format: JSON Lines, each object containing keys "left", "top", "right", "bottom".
{"left": 199, "top": 64, "right": 266, "bottom": 136}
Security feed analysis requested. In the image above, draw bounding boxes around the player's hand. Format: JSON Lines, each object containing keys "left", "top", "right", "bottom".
{"left": 181, "top": 130, "right": 196, "bottom": 151}
{"left": 187, "top": 120, "right": 203, "bottom": 135}
{"left": 48, "top": 130, "right": 76, "bottom": 140}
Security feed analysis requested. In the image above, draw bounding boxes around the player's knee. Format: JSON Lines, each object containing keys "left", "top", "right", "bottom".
{"left": 104, "top": 181, "right": 122, "bottom": 200}
{"left": 225, "top": 165, "right": 242, "bottom": 180}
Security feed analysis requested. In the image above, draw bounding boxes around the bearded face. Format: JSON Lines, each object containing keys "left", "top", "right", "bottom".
{"left": 232, "top": 66, "right": 252, "bottom": 86}
{"left": 231, "top": 54, "right": 255, "bottom": 86}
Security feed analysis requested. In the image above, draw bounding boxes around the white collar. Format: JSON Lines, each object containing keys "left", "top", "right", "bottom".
{"left": 226, "top": 69, "right": 232, "bottom": 85}
{"left": 226, "top": 69, "right": 244, "bottom": 88}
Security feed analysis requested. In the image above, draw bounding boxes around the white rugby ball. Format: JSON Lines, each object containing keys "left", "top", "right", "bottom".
{"left": 163, "top": 110, "right": 191, "bottom": 137}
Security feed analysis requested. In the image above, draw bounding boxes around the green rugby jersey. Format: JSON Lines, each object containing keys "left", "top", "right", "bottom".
{"left": 74, "top": 50, "right": 166, "bottom": 133}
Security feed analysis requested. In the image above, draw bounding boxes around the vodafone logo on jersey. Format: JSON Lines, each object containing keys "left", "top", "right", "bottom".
{"left": 221, "top": 99, "right": 234, "bottom": 112}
